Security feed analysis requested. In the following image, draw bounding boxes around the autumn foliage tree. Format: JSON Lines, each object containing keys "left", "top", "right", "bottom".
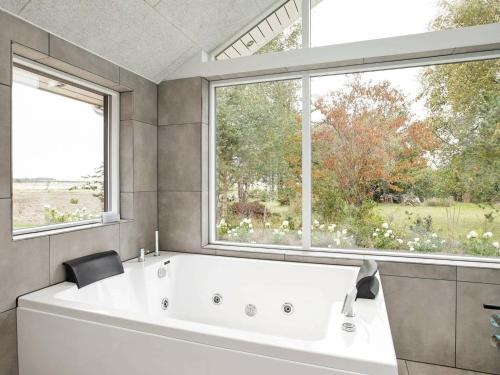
{"left": 312, "top": 76, "right": 439, "bottom": 221}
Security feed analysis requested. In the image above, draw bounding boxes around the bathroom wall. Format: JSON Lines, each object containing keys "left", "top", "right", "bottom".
{"left": 157, "top": 77, "right": 500, "bottom": 375}
{"left": 0, "top": 10, "right": 158, "bottom": 375}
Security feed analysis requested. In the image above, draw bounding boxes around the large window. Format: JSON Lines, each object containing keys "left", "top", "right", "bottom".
{"left": 214, "top": 79, "right": 302, "bottom": 246}
{"left": 12, "top": 60, "right": 119, "bottom": 234}
{"left": 212, "top": 57, "right": 500, "bottom": 259}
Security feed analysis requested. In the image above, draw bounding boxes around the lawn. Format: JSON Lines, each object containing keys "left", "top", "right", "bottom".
{"left": 13, "top": 185, "right": 102, "bottom": 230}
{"left": 376, "top": 202, "right": 499, "bottom": 242}
{"left": 257, "top": 200, "right": 499, "bottom": 243}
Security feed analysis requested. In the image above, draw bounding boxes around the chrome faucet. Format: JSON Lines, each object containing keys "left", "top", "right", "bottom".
{"left": 341, "top": 287, "right": 357, "bottom": 317}
{"left": 138, "top": 231, "right": 160, "bottom": 262}
{"left": 154, "top": 230, "right": 159, "bottom": 256}
{"left": 138, "top": 248, "right": 146, "bottom": 262}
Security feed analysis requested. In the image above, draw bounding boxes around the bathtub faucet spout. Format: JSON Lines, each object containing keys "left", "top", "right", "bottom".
{"left": 341, "top": 287, "right": 357, "bottom": 318}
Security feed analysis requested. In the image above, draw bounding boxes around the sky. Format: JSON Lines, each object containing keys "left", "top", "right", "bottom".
{"left": 311, "top": 66, "right": 428, "bottom": 123}
{"left": 12, "top": 82, "right": 104, "bottom": 181}
{"left": 311, "top": 0, "right": 441, "bottom": 47}
{"left": 309, "top": 0, "right": 442, "bottom": 121}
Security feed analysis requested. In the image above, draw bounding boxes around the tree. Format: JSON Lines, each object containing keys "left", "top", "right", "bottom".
{"left": 312, "top": 76, "right": 438, "bottom": 211}
{"left": 215, "top": 80, "right": 301, "bottom": 217}
{"left": 215, "top": 22, "right": 303, "bottom": 220}
{"left": 432, "top": 0, "right": 499, "bottom": 30}
{"left": 71, "top": 164, "right": 105, "bottom": 203}
{"left": 420, "top": 0, "right": 500, "bottom": 202}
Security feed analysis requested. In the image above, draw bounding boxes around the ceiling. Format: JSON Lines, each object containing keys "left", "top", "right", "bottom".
{"left": 0, "top": 0, "right": 278, "bottom": 82}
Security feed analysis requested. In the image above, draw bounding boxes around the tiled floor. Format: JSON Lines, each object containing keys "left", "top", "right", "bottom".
{"left": 398, "top": 360, "right": 492, "bottom": 375}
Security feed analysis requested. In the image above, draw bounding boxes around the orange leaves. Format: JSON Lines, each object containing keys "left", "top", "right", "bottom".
{"left": 313, "top": 76, "right": 439, "bottom": 203}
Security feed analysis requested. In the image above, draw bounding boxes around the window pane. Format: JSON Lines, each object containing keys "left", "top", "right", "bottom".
{"left": 311, "top": 0, "right": 499, "bottom": 48}
{"left": 215, "top": 79, "right": 302, "bottom": 245}
{"left": 216, "top": 0, "right": 302, "bottom": 60}
{"left": 12, "top": 66, "right": 105, "bottom": 231}
{"left": 311, "top": 59, "right": 499, "bottom": 257}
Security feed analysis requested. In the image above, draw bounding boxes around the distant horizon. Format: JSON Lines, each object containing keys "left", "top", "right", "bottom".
{"left": 13, "top": 177, "right": 88, "bottom": 182}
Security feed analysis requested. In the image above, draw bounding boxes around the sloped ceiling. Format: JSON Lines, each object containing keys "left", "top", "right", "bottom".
{"left": 0, "top": 0, "right": 278, "bottom": 82}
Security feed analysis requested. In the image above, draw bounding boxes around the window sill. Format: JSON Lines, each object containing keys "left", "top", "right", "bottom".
{"left": 204, "top": 242, "right": 500, "bottom": 269}
{"left": 13, "top": 219, "right": 132, "bottom": 241}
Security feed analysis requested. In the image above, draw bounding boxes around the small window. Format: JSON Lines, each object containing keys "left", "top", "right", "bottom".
{"left": 12, "top": 60, "right": 118, "bottom": 234}
{"left": 215, "top": 0, "right": 302, "bottom": 60}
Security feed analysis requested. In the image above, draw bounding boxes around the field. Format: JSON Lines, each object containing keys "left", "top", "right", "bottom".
{"left": 377, "top": 203, "right": 500, "bottom": 242}
{"left": 13, "top": 181, "right": 102, "bottom": 230}
{"left": 262, "top": 201, "right": 499, "bottom": 241}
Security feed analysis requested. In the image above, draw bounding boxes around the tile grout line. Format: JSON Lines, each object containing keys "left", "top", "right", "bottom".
{"left": 158, "top": 121, "right": 208, "bottom": 127}
{"left": 156, "top": 82, "right": 160, "bottom": 243}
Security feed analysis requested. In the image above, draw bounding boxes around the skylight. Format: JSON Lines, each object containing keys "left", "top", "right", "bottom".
{"left": 215, "top": 0, "right": 302, "bottom": 60}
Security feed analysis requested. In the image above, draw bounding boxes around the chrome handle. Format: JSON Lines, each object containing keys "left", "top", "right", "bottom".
{"left": 138, "top": 248, "right": 145, "bottom": 262}
{"left": 341, "top": 287, "right": 357, "bottom": 317}
{"left": 491, "top": 335, "right": 500, "bottom": 348}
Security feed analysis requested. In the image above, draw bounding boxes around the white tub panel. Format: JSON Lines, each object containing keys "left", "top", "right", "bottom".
{"left": 18, "top": 308, "right": 356, "bottom": 375}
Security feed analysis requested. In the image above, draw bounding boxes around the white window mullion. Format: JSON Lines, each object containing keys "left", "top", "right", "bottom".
{"left": 301, "top": 0, "right": 310, "bottom": 49}
{"left": 208, "top": 83, "right": 217, "bottom": 244}
{"left": 301, "top": 73, "right": 311, "bottom": 250}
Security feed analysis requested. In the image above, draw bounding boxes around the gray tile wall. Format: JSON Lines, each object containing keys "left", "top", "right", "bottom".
{"left": 157, "top": 77, "right": 209, "bottom": 253}
{"left": 156, "top": 77, "right": 500, "bottom": 375}
{"left": 0, "top": 10, "right": 158, "bottom": 375}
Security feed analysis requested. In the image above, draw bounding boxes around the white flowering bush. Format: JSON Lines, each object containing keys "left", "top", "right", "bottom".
{"left": 311, "top": 220, "right": 355, "bottom": 248}
{"left": 44, "top": 205, "right": 94, "bottom": 224}
{"left": 371, "top": 223, "right": 404, "bottom": 250}
{"left": 216, "top": 218, "right": 229, "bottom": 236}
{"left": 406, "top": 232, "right": 445, "bottom": 252}
{"left": 463, "top": 230, "right": 499, "bottom": 256}
{"left": 272, "top": 220, "right": 291, "bottom": 243}
{"left": 327, "top": 227, "right": 355, "bottom": 249}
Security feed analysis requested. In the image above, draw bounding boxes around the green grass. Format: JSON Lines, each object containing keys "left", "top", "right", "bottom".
{"left": 376, "top": 202, "right": 499, "bottom": 242}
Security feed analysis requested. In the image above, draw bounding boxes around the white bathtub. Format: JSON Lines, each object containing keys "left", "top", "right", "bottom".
{"left": 18, "top": 252, "right": 397, "bottom": 375}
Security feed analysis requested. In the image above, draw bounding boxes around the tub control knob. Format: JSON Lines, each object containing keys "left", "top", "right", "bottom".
{"left": 245, "top": 304, "right": 257, "bottom": 317}
{"left": 157, "top": 266, "right": 167, "bottom": 278}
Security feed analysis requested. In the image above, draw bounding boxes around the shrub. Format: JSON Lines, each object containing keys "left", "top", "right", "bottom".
{"left": 44, "top": 205, "right": 93, "bottom": 224}
{"left": 407, "top": 233, "right": 445, "bottom": 253}
{"left": 230, "top": 201, "right": 266, "bottom": 218}
{"left": 410, "top": 215, "right": 433, "bottom": 233}
{"left": 462, "top": 231, "right": 499, "bottom": 256}
{"left": 371, "top": 222, "right": 405, "bottom": 250}
{"left": 348, "top": 199, "right": 383, "bottom": 247}
{"left": 313, "top": 187, "right": 348, "bottom": 223}
{"left": 425, "top": 197, "right": 453, "bottom": 207}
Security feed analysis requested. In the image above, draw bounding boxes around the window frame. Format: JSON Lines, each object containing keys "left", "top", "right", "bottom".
{"left": 208, "top": 50, "right": 500, "bottom": 263}
{"left": 211, "top": 0, "right": 498, "bottom": 61}
{"left": 11, "top": 56, "right": 120, "bottom": 236}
